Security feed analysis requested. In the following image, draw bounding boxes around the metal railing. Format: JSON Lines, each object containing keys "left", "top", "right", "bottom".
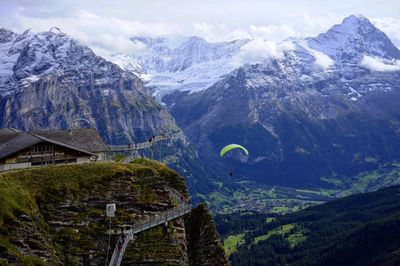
{"left": 108, "top": 187, "right": 191, "bottom": 266}
{"left": 107, "top": 135, "right": 168, "bottom": 152}
{"left": 109, "top": 231, "right": 135, "bottom": 266}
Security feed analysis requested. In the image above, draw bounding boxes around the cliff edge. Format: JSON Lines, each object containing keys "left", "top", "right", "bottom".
{"left": 0, "top": 160, "right": 227, "bottom": 265}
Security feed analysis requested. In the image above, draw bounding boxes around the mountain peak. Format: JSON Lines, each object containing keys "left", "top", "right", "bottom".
{"left": 342, "top": 14, "right": 370, "bottom": 25}
{"left": 308, "top": 14, "right": 400, "bottom": 60}
{"left": 48, "top": 27, "right": 64, "bottom": 35}
{"left": 321, "top": 14, "right": 377, "bottom": 37}
{"left": 0, "top": 28, "right": 17, "bottom": 43}
{"left": 338, "top": 14, "right": 377, "bottom": 35}
{"left": 0, "top": 27, "right": 15, "bottom": 34}
{"left": 187, "top": 36, "right": 207, "bottom": 43}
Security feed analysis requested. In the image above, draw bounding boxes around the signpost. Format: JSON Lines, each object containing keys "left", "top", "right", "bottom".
{"left": 105, "top": 203, "right": 116, "bottom": 266}
{"left": 106, "top": 204, "right": 116, "bottom": 218}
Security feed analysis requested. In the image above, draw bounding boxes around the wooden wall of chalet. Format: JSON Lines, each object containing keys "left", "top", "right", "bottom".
{"left": 2, "top": 142, "right": 91, "bottom": 165}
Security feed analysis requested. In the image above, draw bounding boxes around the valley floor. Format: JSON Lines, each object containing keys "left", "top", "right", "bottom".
{"left": 205, "top": 161, "right": 400, "bottom": 214}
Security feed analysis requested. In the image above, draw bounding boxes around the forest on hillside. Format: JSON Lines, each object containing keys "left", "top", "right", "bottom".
{"left": 215, "top": 185, "right": 400, "bottom": 266}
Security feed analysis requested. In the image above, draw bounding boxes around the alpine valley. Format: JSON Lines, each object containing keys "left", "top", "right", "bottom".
{"left": 1, "top": 15, "right": 400, "bottom": 214}
{"left": 111, "top": 15, "right": 400, "bottom": 212}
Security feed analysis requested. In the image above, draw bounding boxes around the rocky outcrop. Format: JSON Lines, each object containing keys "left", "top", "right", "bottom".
{"left": 185, "top": 204, "right": 228, "bottom": 266}
{"left": 0, "top": 160, "right": 226, "bottom": 265}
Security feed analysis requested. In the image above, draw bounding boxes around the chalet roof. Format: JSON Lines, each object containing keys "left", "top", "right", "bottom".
{"left": 0, "top": 128, "right": 108, "bottom": 160}
{"left": 32, "top": 128, "right": 108, "bottom": 153}
{"left": 0, "top": 132, "right": 19, "bottom": 145}
{"left": 0, "top": 128, "right": 20, "bottom": 134}
{"left": 0, "top": 133, "right": 42, "bottom": 160}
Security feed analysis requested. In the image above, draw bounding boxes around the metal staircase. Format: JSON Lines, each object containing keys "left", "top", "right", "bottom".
{"left": 108, "top": 187, "right": 191, "bottom": 266}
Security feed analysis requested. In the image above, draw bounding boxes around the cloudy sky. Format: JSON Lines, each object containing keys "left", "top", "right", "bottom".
{"left": 1, "top": 0, "right": 399, "bottom": 58}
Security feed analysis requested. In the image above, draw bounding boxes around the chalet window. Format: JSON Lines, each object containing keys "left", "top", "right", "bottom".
{"left": 31, "top": 144, "right": 53, "bottom": 153}
{"left": 43, "top": 145, "right": 51, "bottom": 152}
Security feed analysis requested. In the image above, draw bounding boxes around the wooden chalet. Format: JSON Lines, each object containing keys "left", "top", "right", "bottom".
{"left": 0, "top": 128, "right": 108, "bottom": 172}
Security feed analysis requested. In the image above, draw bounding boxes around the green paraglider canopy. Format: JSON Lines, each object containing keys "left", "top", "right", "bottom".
{"left": 220, "top": 144, "right": 249, "bottom": 157}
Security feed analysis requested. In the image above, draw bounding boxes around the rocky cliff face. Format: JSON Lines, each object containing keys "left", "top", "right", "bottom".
{"left": 0, "top": 27, "right": 217, "bottom": 196}
{"left": 164, "top": 15, "right": 400, "bottom": 188}
{"left": 0, "top": 160, "right": 227, "bottom": 265}
{"left": 0, "top": 27, "right": 178, "bottom": 145}
{"left": 185, "top": 204, "right": 228, "bottom": 266}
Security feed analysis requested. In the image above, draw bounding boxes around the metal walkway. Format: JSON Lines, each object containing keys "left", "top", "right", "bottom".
{"left": 107, "top": 135, "right": 168, "bottom": 152}
{"left": 108, "top": 187, "right": 191, "bottom": 266}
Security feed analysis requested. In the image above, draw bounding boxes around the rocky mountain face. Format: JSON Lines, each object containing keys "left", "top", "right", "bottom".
{"left": 0, "top": 27, "right": 216, "bottom": 195}
{"left": 164, "top": 15, "right": 400, "bottom": 188}
{"left": 0, "top": 27, "right": 173, "bottom": 144}
{"left": 111, "top": 36, "right": 249, "bottom": 99}
{"left": 0, "top": 161, "right": 227, "bottom": 265}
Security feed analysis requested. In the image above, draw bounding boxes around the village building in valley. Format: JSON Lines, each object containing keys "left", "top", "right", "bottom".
{"left": 0, "top": 128, "right": 108, "bottom": 171}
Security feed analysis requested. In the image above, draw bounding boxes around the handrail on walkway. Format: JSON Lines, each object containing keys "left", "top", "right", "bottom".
{"left": 107, "top": 134, "right": 168, "bottom": 152}
{"left": 108, "top": 186, "right": 191, "bottom": 266}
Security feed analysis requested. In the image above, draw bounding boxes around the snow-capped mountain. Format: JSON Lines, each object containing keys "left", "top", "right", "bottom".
{"left": 0, "top": 27, "right": 138, "bottom": 98}
{"left": 110, "top": 36, "right": 249, "bottom": 99}
{"left": 111, "top": 15, "right": 400, "bottom": 107}
{"left": 307, "top": 15, "right": 400, "bottom": 62}
{"left": 164, "top": 15, "right": 400, "bottom": 188}
{"left": 0, "top": 26, "right": 149, "bottom": 140}
{"left": 1, "top": 14, "right": 399, "bottom": 195}
{"left": 0, "top": 26, "right": 217, "bottom": 194}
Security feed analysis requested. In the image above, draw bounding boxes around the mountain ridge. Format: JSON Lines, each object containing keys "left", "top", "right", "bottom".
{"left": 164, "top": 15, "right": 400, "bottom": 191}
{"left": 107, "top": 14, "right": 400, "bottom": 103}
{"left": 0, "top": 26, "right": 217, "bottom": 196}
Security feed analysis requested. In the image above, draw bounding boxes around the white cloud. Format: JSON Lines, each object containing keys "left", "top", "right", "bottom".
{"left": 95, "top": 34, "right": 146, "bottom": 54}
{"left": 193, "top": 22, "right": 252, "bottom": 41}
{"left": 5, "top": 5, "right": 342, "bottom": 50}
{"left": 191, "top": 16, "right": 336, "bottom": 43}
{"left": 77, "top": 10, "right": 100, "bottom": 20}
{"left": 1, "top": 1, "right": 399, "bottom": 60}
{"left": 248, "top": 24, "right": 297, "bottom": 40}
{"left": 360, "top": 55, "right": 400, "bottom": 71}
{"left": 233, "top": 39, "right": 294, "bottom": 66}
{"left": 14, "top": 9, "right": 183, "bottom": 59}
{"left": 301, "top": 42, "right": 334, "bottom": 69}
{"left": 313, "top": 50, "right": 334, "bottom": 69}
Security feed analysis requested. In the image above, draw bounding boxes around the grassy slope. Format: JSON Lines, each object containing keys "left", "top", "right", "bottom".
{"left": 223, "top": 234, "right": 245, "bottom": 256}
{"left": 253, "top": 224, "right": 294, "bottom": 244}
